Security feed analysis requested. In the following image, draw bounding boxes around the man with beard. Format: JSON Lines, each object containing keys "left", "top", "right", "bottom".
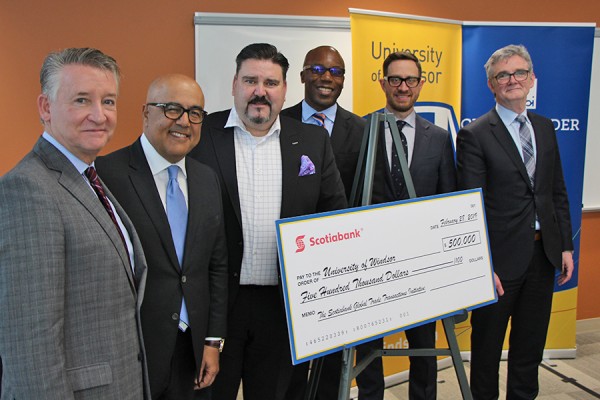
{"left": 367, "top": 51, "right": 456, "bottom": 400}
{"left": 188, "top": 43, "right": 347, "bottom": 400}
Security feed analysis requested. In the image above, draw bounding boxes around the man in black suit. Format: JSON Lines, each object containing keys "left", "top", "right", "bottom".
{"left": 367, "top": 51, "right": 457, "bottom": 400}
{"left": 456, "top": 44, "right": 573, "bottom": 400}
{"left": 188, "top": 43, "right": 347, "bottom": 400}
{"left": 281, "top": 45, "right": 365, "bottom": 199}
{"left": 282, "top": 45, "right": 378, "bottom": 400}
{"left": 96, "top": 74, "right": 228, "bottom": 400}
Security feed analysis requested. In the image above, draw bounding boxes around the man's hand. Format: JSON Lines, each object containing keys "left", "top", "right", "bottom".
{"left": 557, "top": 251, "right": 574, "bottom": 286}
{"left": 494, "top": 272, "right": 504, "bottom": 296}
{"left": 194, "top": 346, "right": 220, "bottom": 390}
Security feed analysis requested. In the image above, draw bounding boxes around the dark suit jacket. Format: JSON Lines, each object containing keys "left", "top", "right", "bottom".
{"left": 456, "top": 108, "right": 573, "bottom": 280}
{"left": 96, "top": 139, "right": 228, "bottom": 391}
{"left": 188, "top": 110, "right": 347, "bottom": 306}
{"left": 372, "top": 114, "right": 457, "bottom": 203}
{"left": 0, "top": 137, "right": 149, "bottom": 399}
{"left": 281, "top": 102, "right": 366, "bottom": 199}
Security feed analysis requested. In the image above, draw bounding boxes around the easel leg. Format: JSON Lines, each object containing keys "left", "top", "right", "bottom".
{"left": 442, "top": 316, "right": 473, "bottom": 399}
{"left": 338, "top": 347, "right": 355, "bottom": 400}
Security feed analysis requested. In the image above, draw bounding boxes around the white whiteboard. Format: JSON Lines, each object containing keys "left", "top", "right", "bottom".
{"left": 194, "top": 14, "right": 598, "bottom": 210}
{"left": 583, "top": 31, "right": 600, "bottom": 211}
{"left": 194, "top": 13, "right": 353, "bottom": 113}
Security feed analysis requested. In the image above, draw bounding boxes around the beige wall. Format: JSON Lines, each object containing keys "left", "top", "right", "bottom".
{"left": 1, "top": 0, "right": 598, "bottom": 318}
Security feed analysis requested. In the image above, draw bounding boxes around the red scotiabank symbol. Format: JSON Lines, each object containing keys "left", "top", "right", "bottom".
{"left": 295, "top": 235, "right": 306, "bottom": 253}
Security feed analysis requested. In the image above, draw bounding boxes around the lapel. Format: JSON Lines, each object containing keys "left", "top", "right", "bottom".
{"left": 279, "top": 118, "right": 303, "bottom": 218}
{"left": 409, "top": 115, "right": 432, "bottom": 174}
{"left": 488, "top": 109, "right": 532, "bottom": 190}
{"left": 183, "top": 157, "right": 203, "bottom": 270}
{"left": 127, "top": 140, "right": 182, "bottom": 272}
{"left": 210, "top": 123, "right": 243, "bottom": 226}
{"left": 35, "top": 137, "right": 137, "bottom": 293}
{"left": 528, "top": 111, "right": 547, "bottom": 190}
{"left": 330, "top": 106, "right": 350, "bottom": 153}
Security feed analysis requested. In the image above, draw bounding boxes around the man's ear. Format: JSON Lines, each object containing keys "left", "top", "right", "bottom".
{"left": 38, "top": 94, "right": 51, "bottom": 123}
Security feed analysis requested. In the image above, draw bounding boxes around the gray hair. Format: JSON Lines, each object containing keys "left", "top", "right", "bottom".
{"left": 40, "top": 48, "right": 121, "bottom": 101}
{"left": 484, "top": 44, "right": 533, "bottom": 80}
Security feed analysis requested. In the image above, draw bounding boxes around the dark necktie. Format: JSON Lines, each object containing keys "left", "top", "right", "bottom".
{"left": 85, "top": 166, "right": 129, "bottom": 254}
{"left": 312, "top": 112, "right": 326, "bottom": 127}
{"left": 166, "top": 165, "right": 189, "bottom": 330}
{"left": 516, "top": 115, "right": 536, "bottom": 187}
{"left": 390, "top": 120, "right": 409, "bottom": 199}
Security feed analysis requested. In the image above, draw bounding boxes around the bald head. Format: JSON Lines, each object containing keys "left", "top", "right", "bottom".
{"left": 300, "top": 46, "right": 345, "bottom": 111}
{"left": 143, "top": 74, "right": 206, "bottom": 163}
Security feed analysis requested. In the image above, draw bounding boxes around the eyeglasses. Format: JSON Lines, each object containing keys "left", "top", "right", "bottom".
{"left": 494, "top": 69, "right": 530, "bottom": 85}
{"left": 146, "top": 102, "right": 207, "bottom": 124}
{"left": 384, "top": 76, "right": 421, "bottom": 88}
{"left": 303, "top": 65, "right": 345, "bottom": 77}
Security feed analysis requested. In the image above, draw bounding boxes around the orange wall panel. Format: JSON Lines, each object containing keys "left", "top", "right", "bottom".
{"left": 1, "top": 0, "right": 598, "bottom": 318}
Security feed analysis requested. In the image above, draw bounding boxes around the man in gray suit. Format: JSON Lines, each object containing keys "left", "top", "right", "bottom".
{"left": 0, "top": 48, "right": 149, "bottom": 399}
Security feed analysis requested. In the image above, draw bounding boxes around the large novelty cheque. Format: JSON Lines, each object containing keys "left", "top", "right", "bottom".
{"left": 276, "top": 189, "right": 496, "bottom": 364}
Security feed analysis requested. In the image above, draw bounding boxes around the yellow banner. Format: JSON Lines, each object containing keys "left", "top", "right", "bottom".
{"left": 350, "top": 12, "right": 462, "bottom": 126}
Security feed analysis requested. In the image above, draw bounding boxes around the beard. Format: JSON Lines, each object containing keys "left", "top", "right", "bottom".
{"left": 245, "top": 96, "right": 272, "bottom": 124}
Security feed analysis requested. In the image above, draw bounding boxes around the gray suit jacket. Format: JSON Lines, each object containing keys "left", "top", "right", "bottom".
{"left": 0, "top": 137, "right": 150, "bottom": 399}
{"left": 372, "top": 114, "right": 457, "bottom": 203}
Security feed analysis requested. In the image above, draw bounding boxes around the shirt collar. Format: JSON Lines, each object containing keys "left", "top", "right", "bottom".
{"left": 301, "top": 100, "right": 338, "bottom": 124}
{"left": 42, "top": 131, "right": 92, "bottom": 174}
{"left": 383, "top": 108, "right": 417, "bottom": 128}
{"left": 496, "top": 103, "right": 527, "bottom": 127}
{"left": 140, "top": 133, "right": 187, "bottom": 177}
{"left": 225, "top": 107, "right": 281, "bottom": 139}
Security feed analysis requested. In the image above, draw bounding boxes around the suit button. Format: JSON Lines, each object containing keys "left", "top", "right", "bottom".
{"left": 233, "top": 272, "right": 239, "bottom": 278}
{"left": 172, "top": 313, "right": 179, "bottom": 321}
{"left": 181, "top": 275, "right": 187, "bottom": 283}
{"left": 530, "top": 222, "right": 535, "bottom": 229}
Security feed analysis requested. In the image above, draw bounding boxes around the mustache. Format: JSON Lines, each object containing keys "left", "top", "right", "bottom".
{"left": 249, "top": 96, "right": 271, "bottom": 106}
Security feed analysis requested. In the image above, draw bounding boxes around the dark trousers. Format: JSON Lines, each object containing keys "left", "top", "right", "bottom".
{"left": 311, "top": 323, "right": 437, "bottom": 400}
{"left": 405, "top": 322, "right": 437, "bottom": 400}
{"left": 154, "top": 329, "right": 205, "bottom": 400}
{"left": 212, "top": 285, "right": 305, "bottom": 400}
{"left": 310, "top": 339, "right": 385, "bottom": 400}
{"left": 470, "top": 240, "right": 556, "bottom": 400}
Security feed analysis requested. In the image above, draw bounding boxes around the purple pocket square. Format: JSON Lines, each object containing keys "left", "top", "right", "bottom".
{"left": 299, "top": 155, "right": 316, "bottom": 176}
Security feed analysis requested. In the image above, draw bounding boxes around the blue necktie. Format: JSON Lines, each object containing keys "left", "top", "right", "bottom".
{"left": 166, "top": 165, "right": 189, "bottom": 330}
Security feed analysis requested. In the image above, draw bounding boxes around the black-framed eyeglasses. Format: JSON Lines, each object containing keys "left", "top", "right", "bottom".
{"left": 494, "top": 69, "right": 530, "bottom": 85}
{"left": 302, "top": 65, "right": 345, "bottom": 77}
{"left": 146, "top": 102, "right": 207, "bottom": 124}
{"left": 384, "top": 76, "right": 421, "bottom": 88}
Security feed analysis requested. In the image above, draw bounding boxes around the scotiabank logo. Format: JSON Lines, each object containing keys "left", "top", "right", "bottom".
{"left": 295, "top": 228, "right": 362, "bottom": 253}
{"left": 295, "top": 235, "right": 306, "bottom": 253}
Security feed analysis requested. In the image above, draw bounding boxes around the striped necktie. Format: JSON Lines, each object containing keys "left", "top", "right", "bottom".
{"left": 516, "top": 115, "right": 535, "bottom": 187}
{"left": 312, "top": 112, "right": 326, "bottom": 127}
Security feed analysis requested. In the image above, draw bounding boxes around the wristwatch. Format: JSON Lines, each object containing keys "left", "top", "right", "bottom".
{"left": 205, "top": 338, "right": 225, "bottom": 352}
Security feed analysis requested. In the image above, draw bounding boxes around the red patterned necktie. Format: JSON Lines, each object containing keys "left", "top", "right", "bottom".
{"left": 85, "top": 166, "right": 129, "bottom": 255}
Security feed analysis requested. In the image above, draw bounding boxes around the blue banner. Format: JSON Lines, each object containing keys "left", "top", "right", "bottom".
{"left": 461, "top": 24, "right": 595, "bottom": 292}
